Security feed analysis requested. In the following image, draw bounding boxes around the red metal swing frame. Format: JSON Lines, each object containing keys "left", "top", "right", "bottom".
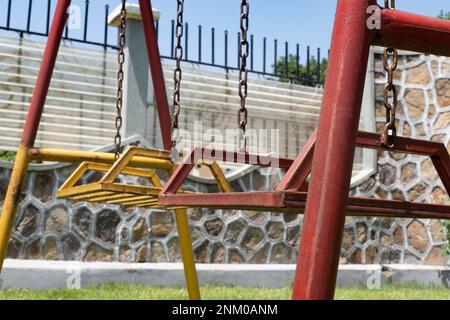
{"left": 159, "top": 1, "right": 450, "bottom": 299}
{"left": 1, "top": 0, "right": 449, "bottom": 301}
{"left": 160, "top": 130, "right": 450, "bottom": 219}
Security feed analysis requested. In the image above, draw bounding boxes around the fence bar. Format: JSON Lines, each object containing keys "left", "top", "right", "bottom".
{"left": 211, "top": 28, "right": 215, "bottom": 64}
{"left": 274, "top": 39, "right": 278, "bottom": 74}
{"left": 224, "top": 30, "right": 228, "bottom": 68}
{"left": 250, "top": 34, "right": 254, "bottom": 71}
{"left": 306, "top": 45, "right": 310, "bottom": 79}
{"left": 237, "top": 32, "right": 241, "bottom": 68}
{"left": 296, "top": 43, "right": 300, "bottom": 82}
{"left": 198, "top": 25, "right": 202, "bottom": 62}
{"left": 285, "top": 41, "right": 289, "bottom": 77}
{"left": 6, "top": 0, "right": 12, "bottom": 28}
{"left": 83, "top": 0, "right": 89, "bottom": 42}
{"left": 263, "top": 37, "right": 266, "bottom": 73}
{"left": 46, "top": 0, "right": 51, "bottom": 35}
{"left": 103, "top": 5, "right": 109, "bottom": 49}
{"left": 171, "top": 19, "right": 175, "bottom": 58}
{"left": 317, "top": 48, "right": 321, "bottom": 81}
{"left": 185, "top": 23, "right": 189, "bottom": 60}
{"left": 27, "top": 0, "right": 33, "bottom": 32}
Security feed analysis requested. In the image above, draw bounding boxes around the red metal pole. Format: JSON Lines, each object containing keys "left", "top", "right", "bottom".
{"left": 139, "top": 0, "right": 173, "bottom": 151}
{"left": 373, "top": 9, "right": 450, "bottom": 57}
{"left": 0, "top": 0, "right": 71, "bottom": 271}
{"left": 292, "top": 0, "right": 375, "bottom": 300}
{"left": 21, "top": 0, "right": 71, "bottom": 148}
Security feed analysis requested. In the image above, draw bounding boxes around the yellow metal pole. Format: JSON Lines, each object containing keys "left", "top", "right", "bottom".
{"left": 29, "top": 148, "right": 173, "bottom": 170}
{"left": 175, "top": 209, "right": 201, "bottom": 300}
{"left": 0, "top": 146, "right": 30, "bottom": 271}
{"left": 207, "top": 163, "right": 233, "bottom": 193}
{"left": 0, "top": 0, "right": 72, "bottom": 272}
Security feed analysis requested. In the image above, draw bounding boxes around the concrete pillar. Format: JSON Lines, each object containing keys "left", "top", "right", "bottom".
{"left": 108, "top": 4, "right": 161, "bottom": 139}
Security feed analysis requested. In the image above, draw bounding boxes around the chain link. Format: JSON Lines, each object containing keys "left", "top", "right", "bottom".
{"left": 172, "top": 0, "right": 184, "bottom": 136}
{"left": 384, "top": 0, "right": 395, "bottom": 9}
{"left": 169, "top": 0, "right": 184, "bottom": 163}
{"left": 238, "top": 0, "right": 249, "bottom": 151}
{"left": 114, "top": 0, "right": 127, "bottom": 160}
{"left": 380, "top": 1, "right": 398, "bottom": 148}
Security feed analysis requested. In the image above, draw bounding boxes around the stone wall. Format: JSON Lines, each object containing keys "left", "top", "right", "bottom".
{"left": 0, "top": 50, "right": 449, "bottom": 265}
{"left": 349, "top": 50, "right": 449, "bottom": 265}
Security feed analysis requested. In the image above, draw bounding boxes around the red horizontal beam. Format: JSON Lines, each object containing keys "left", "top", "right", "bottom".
{"left": 373, "top": 9, "right": 450, "bottom": 57}
{"left": 160, "top": 191, "right": 450, "bottom": 220}
{"left": 160, "top": 191, "right": 286, "bottom": 208}
{"left": 162, "top": 148, "right": 294, "bottom": 195}
{"left": 197, "top": 148, "right": 293, "bottom": 169}
{"left": 356, "top": 131, "right": 442, "bottom": 156}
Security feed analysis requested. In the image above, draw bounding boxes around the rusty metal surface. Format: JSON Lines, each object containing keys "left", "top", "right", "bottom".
{"left": 139, "top": 0, "right": 173, "bottom": 150}
{"left": 161, "top": 147, "right": 293, "bottom": 195}
{"left": 356, "top": 132, "right": 442, "bottom": 156}
{"left": 161, "top": 190, "right": 450, "bottom": 219}
{"left": 292, "top": 0, "right": 375, "bottom": 300}
{"left": 160, "top": 131, "right": 450, "bottom": 213}
{"left": 373, "top": 9, "right": 450, "bottom": 57}
{"left": 277, "top": 128, "right": 317, "bottom": 191}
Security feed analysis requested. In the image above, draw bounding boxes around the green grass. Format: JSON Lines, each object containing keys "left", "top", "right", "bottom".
{"left": 0, "top": 283, "right": 449, "bottom": 300}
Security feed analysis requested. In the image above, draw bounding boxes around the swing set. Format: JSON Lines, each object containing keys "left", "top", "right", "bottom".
{"left": 0, "top": 0, "right": 449, "bottom": 300}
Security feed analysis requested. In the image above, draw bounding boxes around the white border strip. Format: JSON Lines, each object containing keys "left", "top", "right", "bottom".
{"left": 1, "top": 260, "right": 449, "bottom": 290}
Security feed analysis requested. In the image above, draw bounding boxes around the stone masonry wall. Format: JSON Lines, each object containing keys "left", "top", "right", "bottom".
{"left": 0, "top": 51, "right": 449, "bottom": 265}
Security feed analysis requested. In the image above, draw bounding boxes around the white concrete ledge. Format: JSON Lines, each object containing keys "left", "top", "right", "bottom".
{"left": 1, "top": 260, "right": 449, "bottom": 290}
{"left": 108, "top": 4, "right": 160, "bottom": 26}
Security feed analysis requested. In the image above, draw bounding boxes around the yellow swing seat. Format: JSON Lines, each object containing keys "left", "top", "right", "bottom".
{"left": 57, "top": 146, "right": 185, "bottom": 208}
{"left": 57, "top": 146, "right": 232, "bottom": 209}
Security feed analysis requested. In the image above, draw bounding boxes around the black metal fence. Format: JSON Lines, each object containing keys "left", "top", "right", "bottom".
{"left": 0, "top": 0, "right": 116, "bottom": 49}
{"left": 0, "top": 0, "right": 328, "bottom": 85}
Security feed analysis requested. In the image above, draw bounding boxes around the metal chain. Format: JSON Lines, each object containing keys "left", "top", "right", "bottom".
{"left": 114, "top": 0, "right": 127, "bottom": 160}
{"left": 384, "top": 0, "right": 395, "bottom": 10}
{"left": 172, "top": 0, "right": 184, "bottom": 139}
{"left": 169, "top": 0, "right": 184, "bottom": 163}
{"left": 238, "top": 0, "right": 249, "bottom": 151}
{"left": 381, "top": 1, "right": 398, "bottom": 148}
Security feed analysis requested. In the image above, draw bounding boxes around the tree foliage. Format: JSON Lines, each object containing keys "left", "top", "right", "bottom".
{"left": 274, "top": 54, "right": 328, "bottom": 86}
{"left": 437, "top": 10, "right": 450, "bottom": 20}
{"left": 0, "top": 151, "right": 16, "bottom": 161}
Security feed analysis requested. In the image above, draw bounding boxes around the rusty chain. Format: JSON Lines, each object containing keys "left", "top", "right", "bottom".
{"left": 238, "top": 0, "right": 249, "bottom": 152}
{"left": 384, "top": 0, "right": 395, "bottom": 10}
{"left": 114, "top": 0, "right": 127, "bottom": 160}
{"left": 381, "top": 1, "right": 398, "bottom": 148}
{"left": 172, "top": 0, "right": 184, "bottom": 140}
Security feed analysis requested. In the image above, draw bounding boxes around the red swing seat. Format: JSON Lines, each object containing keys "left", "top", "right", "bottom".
{"left": 159, "top": 129, "right": 450, "bottom": 219}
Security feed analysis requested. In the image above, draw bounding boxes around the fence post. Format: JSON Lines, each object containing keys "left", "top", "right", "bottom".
{"left": 108, "top": 4, "right": 161, "bottom": 142}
